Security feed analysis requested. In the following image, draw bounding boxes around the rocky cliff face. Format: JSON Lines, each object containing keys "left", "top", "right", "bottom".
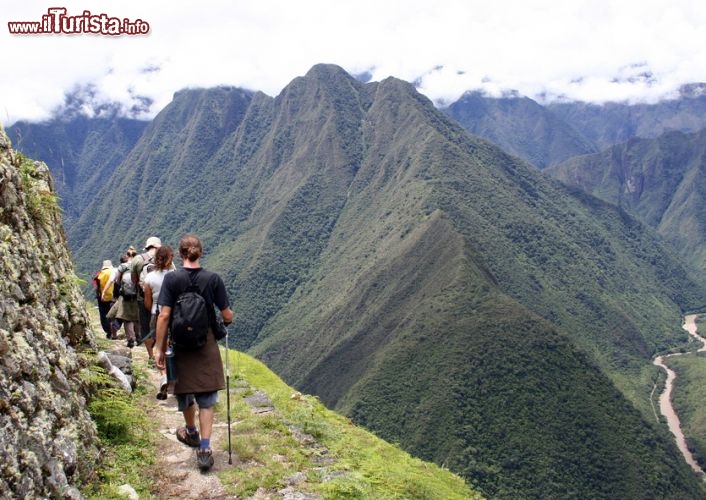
{"left": 0, "top": 128, "right": 99, "bottom": 498}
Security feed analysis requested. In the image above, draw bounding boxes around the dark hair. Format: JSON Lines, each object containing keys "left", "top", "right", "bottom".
{"left": 178, "top": 234, "right": 202, "bottom": 262}
{"left": 154, "top": 245, "right": 174, "bottom": 271}
{"left": 126, "top": 247, "right": 137, "bottom": 258}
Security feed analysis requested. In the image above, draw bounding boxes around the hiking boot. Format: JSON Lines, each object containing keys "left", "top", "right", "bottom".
{"left": 197, "top": 448, "right": 214, "bottom": 471}
{"left": 176, "top": 426, "right": 200, "bottom": 448}
{"left": 156, "top": 379, "right": 168, "bottom": 400}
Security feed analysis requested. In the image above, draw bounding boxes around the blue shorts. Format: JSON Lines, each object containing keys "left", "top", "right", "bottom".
{"left": 176, "top": 391, "right": 219, "bottom": 412}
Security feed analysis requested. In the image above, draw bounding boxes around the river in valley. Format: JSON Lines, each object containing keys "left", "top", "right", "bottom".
{"left": 652, "top": 314, "right": 706, "bottom": 482}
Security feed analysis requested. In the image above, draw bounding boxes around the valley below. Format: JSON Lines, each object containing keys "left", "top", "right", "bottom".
{"left": 653, "top": 314, "right": 706, "bottom": 482}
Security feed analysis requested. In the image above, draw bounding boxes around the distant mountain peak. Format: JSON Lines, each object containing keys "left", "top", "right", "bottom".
{"left": 305, "top": 62, "right": 350, "bottom": 76}
{"left": 51, "top": 82, "right": 153, "bottom": 122}
{"left": 679, "top": 82, "right": 706, "bottom": 99}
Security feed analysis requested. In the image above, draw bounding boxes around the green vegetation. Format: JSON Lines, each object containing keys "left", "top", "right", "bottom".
{"left": 428, "top": 145, "right": 705, "bottom": 412}
{"left": 222, "top": 349, "right": 478, "bottom": 499}
{"left": 444, "top": 91, "right": 597, "bottom": 168}
{"left": 80, "top": 327, "right": 476, "bottom": 498}
{"left": 14, "top": 152, "right": 62, "bottom": 224}
{"left": 547, "top": 128, "right": 706, "bottom": 277}
{"left": 80, "top": 350, "right": 156, "bottom": 498}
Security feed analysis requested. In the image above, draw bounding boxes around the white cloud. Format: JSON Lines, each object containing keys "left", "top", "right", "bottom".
{"left": 3, "top": 0, "right": 706, "bottom": 125}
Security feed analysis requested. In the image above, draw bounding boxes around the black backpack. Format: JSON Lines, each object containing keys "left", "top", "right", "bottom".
{"left": 170, "top": 270, "right": 210, "bottom": 351}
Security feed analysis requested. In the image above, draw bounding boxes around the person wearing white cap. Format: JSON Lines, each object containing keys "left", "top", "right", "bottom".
{"left": 131, "top": 237, "right": 162, "bottom": 360}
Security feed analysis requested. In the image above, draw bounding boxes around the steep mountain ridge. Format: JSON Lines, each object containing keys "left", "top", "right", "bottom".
{"left": 443, "top": 91, "right": 598, "bottom": 168}
{"left": 68, "top": 86, "right": 254, "bottom": 251}
{"left": 244, "top": 70, "right": 704, "bottom": 497}
{"left": 20, "top": 65, "right": 706, "bottom": 497}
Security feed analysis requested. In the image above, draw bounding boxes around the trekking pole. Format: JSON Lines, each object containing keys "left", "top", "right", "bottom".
{"left": 225, "top": 325, "right": 232, "bottom": 465}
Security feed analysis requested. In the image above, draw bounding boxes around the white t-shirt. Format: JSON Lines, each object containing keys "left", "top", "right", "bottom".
{"left": 144, "top": 269, "right": 172, "bottom": 314}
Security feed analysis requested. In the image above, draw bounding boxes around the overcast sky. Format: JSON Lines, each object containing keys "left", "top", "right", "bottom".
{"left": 3, "top": 0, "right": 705, "bottom": 125}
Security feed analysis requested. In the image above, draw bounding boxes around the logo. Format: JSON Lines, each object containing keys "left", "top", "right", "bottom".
{"left": 8, "top": 8, "right": 150, "bottom": 36}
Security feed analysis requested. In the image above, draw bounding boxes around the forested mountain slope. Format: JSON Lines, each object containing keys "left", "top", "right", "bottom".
{"left": 443, "top": 91, "right": 597, "bottom": 168}
{"left": 8, "top": 116, "right": 147, "bottom": 224}
{"left": 547, "top": 128, "right": 706, "bottom": 276}
{"left": 44, "top": 65, "right": 706, "bottom": 498}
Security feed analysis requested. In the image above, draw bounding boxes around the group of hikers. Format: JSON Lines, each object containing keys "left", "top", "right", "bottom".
{"left": 94, "top": 236, "right": 162, "bottom": 349}
{"left": 93, "top": 233, "right": 234, "bottom": 472}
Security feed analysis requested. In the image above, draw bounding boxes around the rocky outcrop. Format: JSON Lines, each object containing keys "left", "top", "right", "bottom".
{"left": 0, "top": 128, "right": 100, "bottom": 498}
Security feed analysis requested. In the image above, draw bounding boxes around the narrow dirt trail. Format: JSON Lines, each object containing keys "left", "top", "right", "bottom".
{"left": 132, "top": 346, "right": 237, "bottom": 499}
{"left": 652, "top": 314, "right": 706, "bottom": 483}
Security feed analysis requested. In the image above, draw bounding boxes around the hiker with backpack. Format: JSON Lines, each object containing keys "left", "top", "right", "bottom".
{"left": 131, "top": 236, "right": 162, "bottom": 358}
{"left": 93, "top": 259, "right": 116, "bottom": 338}
{"left": 143, "top": 244, "right": 175, "bottom": 398}
{"left": 106, "top": 247, "right": 140, "bottom": 346}
{"left": 154, "top": 234, "right": 234, "bottom": 472}
{"left": 104, "top": 253, "right": 131, "bottom": 337}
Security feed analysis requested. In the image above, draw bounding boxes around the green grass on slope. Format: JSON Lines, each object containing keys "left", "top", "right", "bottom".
{"left": 80, "top": 301, "right": 477, "bottom": 499}
{"left": 221, "top": 348, "right": 480, "bottom": 499}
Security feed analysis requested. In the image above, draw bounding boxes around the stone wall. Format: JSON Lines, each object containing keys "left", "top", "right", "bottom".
{"left": 0, "top": 128, "right": 100, "bottom": 498}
